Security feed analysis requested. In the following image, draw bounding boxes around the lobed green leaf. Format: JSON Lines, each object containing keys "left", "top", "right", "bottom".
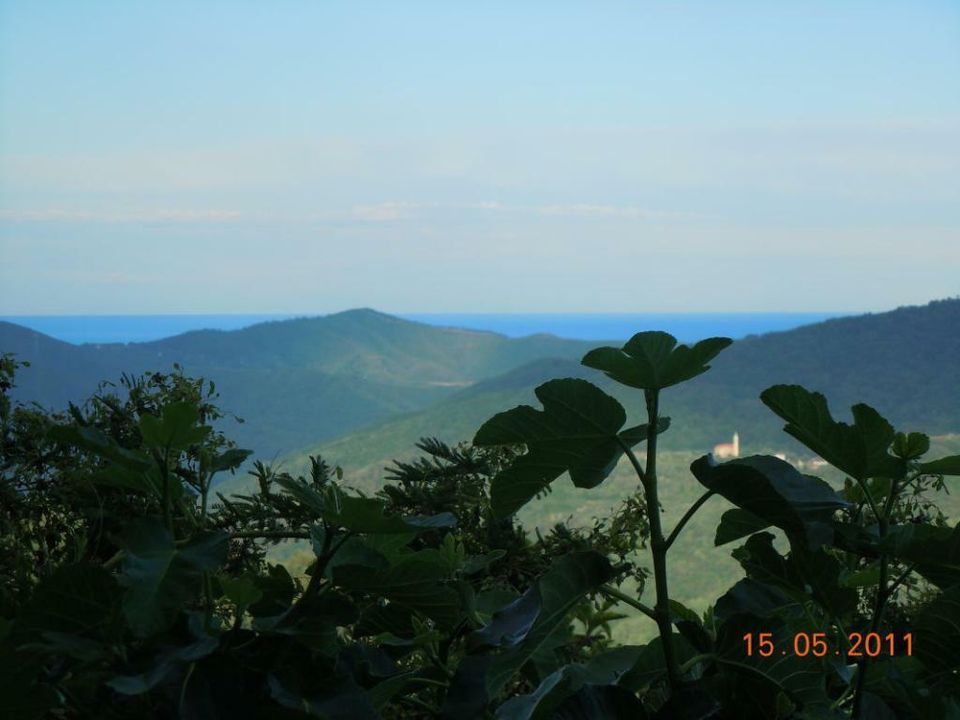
{"left": 760, "top": 385, "right": 902, "bottom": 481}
{"left": 581, "top": 331, "right": 732, "bottom": 390}
{"left": 692, "top": 454, "right": 848, "bottom": 549}
{"left": 474, "top": 378, "right": 662, "bottom": 518}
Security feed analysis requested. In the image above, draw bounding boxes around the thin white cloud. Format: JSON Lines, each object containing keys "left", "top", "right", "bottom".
{"left": 348, "top": 200, "right": 504, "bottom": 222}
{"left": 534, "top": 204, "right": 695, "bottom": 220}
{"left": 0, "top": 201, "right": 703, "bottom": 229}
{"left": 347, "top": 201, "right": 444, "bottom": 222}
{"left": 0, "top": 208, "right": 244, "bottom": 223}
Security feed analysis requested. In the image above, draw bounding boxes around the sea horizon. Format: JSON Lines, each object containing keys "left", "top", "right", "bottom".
{"left": 0, "top": 311, "right": 849, "bottom": 345}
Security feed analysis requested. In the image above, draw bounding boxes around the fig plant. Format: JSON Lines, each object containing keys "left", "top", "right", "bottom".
{"left": 467, "top": 332, "right": 960, "bottom": 718}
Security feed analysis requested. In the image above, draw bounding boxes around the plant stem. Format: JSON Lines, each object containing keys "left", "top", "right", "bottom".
{"left": 317, "top": 531, "right": 354, "bottom": 578}
{"left": 831, "top": 683, "right": 857, "bottom": 712}
{"left": 641, "top": 389, "right": 682, "bottom": 691}
{"left": 665, "top": 490, "right": 715, "bottom": 550}
{"left": 406, "top": 677, "right": 449, "bottom": 689}
{"left": 853, "top": 478, "right": 882, "bottom": 523}
{"left": 425, "top": 645, "right": 454, "bottom": 680}
{"left": 202, "top": 571, "right": 215, "bottom": 631}
{"left": 619, "top": 438, "right": 647, "bottom": 485}
{"left": 851, "top": 478, "right": 900, "bottom": 719}
{"left": 885, "top": 563, "right": 917, "bottom": 599}
{"left": 679, "top": 653, "right": 715, "bottom": 674}
{"left": 178, "top": 662, "right": 196, "bottom": 714}
{"left": 155, "top": 447, "right": 173, "bottom": 533}
{"left": 401, "top": 696, "right": 440, "bottom": 715}
{"left": 199, "top": 467, "right": 209, "bottom": 522}
{"left": 103, "top": 549, "right": 125, "bottom": 570}
{"left": 600, "top": 584, "right": 656, "bottom": 622}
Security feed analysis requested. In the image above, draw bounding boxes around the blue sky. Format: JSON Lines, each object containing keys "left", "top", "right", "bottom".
{"left": 1, "top": 1, "right": 958, "bottom": 313}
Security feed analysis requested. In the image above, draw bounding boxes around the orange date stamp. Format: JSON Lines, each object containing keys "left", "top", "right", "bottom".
{"left": 742, "top": 631, "right": 913, "bottom": 658}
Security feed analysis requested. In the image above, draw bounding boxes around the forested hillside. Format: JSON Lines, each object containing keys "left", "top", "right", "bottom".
{"left": 1, "top": 309, "right": 594, "bottom": 457}
{"left": 265, "top": 299, "right": 960, "bottom": 488}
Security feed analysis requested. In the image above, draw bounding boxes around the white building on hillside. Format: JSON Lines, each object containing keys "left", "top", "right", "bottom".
{"left": 713, "top": 432, "right": 740, "bottom": 459}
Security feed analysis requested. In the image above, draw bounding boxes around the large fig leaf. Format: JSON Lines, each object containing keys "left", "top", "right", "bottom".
{"left": 441, "top": 656, "right": 495, "bottom": 719}
{"left": 881, "top": 523, "right": 960, "bottom": 590}
{"left": 649, "top": 685, "right": 721, "bottom": 720}
{"left": 486, "top": 552, "right": 615, "bottom": 696}
{"left": 474, "top": 378, "right": 662, "bottom": 518}
{"left": 455, "top": 552, "right": 614, "bottom": 703}
{"left": 252, "top": 591, "right": 354, "bottom": 656}
{"left": 732, "top": 532, "right": 857, "bottom": 619}
{"left": 118, "top": 520, "right": 229, "bottom": 637}
{"left": 248, "top": 563, "right": 296, "bottom": 618}
{"left": 692, "top": 455, "right": 848, "bottom": 549}
{"left": 714, "top": 578, "right": 802, "bottom": 622}
{"left": 470, "top": 586, "right": 542, "bottom": 651}
{"left": 333, "top": 550, "right": 461, "bottom": 627}
{"left": 862, "top": 657, "right": 947, "bottom": 719}
{"left": 760, "top": 385, "right": 902, "bottom": 481}
{"left": 832, "top": 522, "right": 960, "bottom": 591}
{"left": 107, "top": 635, "right": 219, "bottom": 695}
{"left": 495, "top": 647, "right": 642, "bottom": 720}
{"left": 716, "top": 613, "right": 830, "bottom": 716}
{"left": 551, "top": 684, "right": 648, "bottom": 720}
{"left": 268, "top": 670, "right": 379, "bottom": 720}
{"left": 714, "top": 508, "right": 771, "bottom": 546}
{"left": 919, "top": 455, "right": 960, "bottom": 476}
{"left": 913, "top": 584, "right": 960, "bottom": 674}
{"left": 581, "top": 331, "right": 731, "bottom": 390}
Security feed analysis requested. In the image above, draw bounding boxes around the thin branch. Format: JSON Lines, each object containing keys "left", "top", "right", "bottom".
{"left": 103, "top": 549, "right": 125, "bottom": 570}
{"left": 852, "top": 477, "right": 902, "bottom": 719}
{"left": 679, "top": 653, "right": 715, "bottom": 674}
{"left": 665, "top": 490, "right": 716, "bottom": 550}
{"left": 318, "top": 531, "right": 354, "bottom": 576}
{"left": 885, "top": 562, "right": 917, "bottom": 599}
{"left": 599, "top": 584, "right": 657, "bottom": 622}
{"left": 853, "top": 477, "right": 882, "bottom": 522}
{"left": 616, "top": 438, "right": 647, "bottom": 486}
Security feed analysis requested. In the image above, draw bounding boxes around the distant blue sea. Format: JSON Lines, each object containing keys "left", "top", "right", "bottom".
{"left": 1, "top": 312, "right": 846, "bottom": 345}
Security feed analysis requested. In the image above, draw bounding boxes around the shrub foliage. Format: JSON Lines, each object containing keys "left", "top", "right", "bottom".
{"left": 1, "top": 333, "right": 958, "bottom": 719}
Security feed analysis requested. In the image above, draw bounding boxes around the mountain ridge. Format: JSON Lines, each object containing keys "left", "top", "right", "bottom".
{"left": 4, "top": 299, "right": 958, "bottom": 473}
{"left": 259, "top": 298, "right": 960, "bottom": 492}
{"left": 1, "top": 308, "right": 596, "bottom": 457}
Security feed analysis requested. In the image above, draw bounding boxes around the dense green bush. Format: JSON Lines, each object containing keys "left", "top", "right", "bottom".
{"left": 1, "top": 332, "right": 958, "bottom": 719}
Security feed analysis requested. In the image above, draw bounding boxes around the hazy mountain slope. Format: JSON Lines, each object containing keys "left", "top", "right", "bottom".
{"left": 668, "top": 297, "right": 960, "bottom": 445}
{"left": 266, "top": 299, "right": 960, "bottom": 491}
{"left": 0, "top": 322, "right": 128, "bottom": 408}
{"left": 114, "top": 309, "right": 594, "bottom": 383}
{"left": 1, "top": 309, "right": 595, "bottom": 457}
